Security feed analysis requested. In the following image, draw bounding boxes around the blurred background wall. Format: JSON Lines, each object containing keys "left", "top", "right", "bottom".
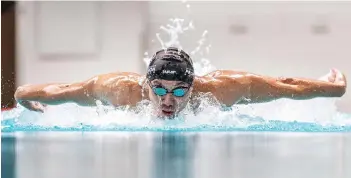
{"left": 2, "top": 1, "right": 351, "bottom": 112}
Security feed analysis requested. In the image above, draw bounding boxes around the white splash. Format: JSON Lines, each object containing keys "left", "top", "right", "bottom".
{"left": 2, "top": 91, "right": 350, "bottom": 130}
{"left": 143, "top": 16, "right": 215, "bottom": 76}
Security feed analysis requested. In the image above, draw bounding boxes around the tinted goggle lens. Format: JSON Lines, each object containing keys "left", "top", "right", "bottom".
{"left": 153, "top": 87, "right": 167, "bottom": 96}
{"left": 152, "top": 87, "right": 187, "bottom": 97}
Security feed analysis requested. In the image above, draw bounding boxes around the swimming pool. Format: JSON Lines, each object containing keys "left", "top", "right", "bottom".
{"left": 2, "top": 104, "right": 351, "bottom": 178}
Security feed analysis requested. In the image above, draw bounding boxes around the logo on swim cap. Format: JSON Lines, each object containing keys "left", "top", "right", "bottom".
{"left": 162, "top": 70, "right": 177, "bottom": 74}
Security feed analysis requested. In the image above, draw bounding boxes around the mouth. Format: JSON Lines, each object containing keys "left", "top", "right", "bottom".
{"left": 161, "top": 110, "right": 175, "bottom": 116}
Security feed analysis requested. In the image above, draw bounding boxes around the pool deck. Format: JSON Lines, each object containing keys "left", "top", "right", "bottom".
{"left": 2, "top": 132, "right": 351, "bottom": 178}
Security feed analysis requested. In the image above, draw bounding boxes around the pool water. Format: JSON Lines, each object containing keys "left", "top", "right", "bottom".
{"left": 3, "top": 84, "right": 350, "bottom": 178}
{"left": 2, "top": 132, "right": 351, "bottom": 178}
{"left": 2, "top": 98, "right": 351, "bottom": 178}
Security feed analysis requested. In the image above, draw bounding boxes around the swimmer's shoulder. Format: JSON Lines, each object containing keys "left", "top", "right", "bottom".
{"left": 90, "top": 72, "right": 145, "bottom": 96}
{"left": 192, "top": 70, "right": 235, "bottom": 92}
{"left": 90, "top": 72, "right": 145, "bottom": 106}
{"left": 193, "top": 70, "right": 249, "bottom": 86}
{"left": 192, "top": 70, "right": 250, "bottom": 106}
{"left": 92, "top": 72, "right": 144, "bottom": 87}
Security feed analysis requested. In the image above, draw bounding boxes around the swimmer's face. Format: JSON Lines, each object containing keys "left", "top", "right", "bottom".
{"left": 148, "top": 79, "right": 193, "bottom": 118}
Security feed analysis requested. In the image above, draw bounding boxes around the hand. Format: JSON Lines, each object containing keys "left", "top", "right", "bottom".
{"left": 320, "top": 68, "right": 347, "bottom": 86}
{"left": 18, "top": 100, "right": 47, "bottom": 113}
{"left": 320, "top": 68, "right": 347, "bottom": 96}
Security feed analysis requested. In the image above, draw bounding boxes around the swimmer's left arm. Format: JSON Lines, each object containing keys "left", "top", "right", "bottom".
{"left": 202, "top": 69, "right": 346, "bottom": 106}
{"left": 236, "top": 69, "right": 347, "bottom": 104}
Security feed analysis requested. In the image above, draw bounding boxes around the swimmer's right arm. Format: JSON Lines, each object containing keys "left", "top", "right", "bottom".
{"left": 14, "top": 78, "right": 97, "bottom": 112}
{"left": 14, "top": 72, "right": 143, "bottom": 112}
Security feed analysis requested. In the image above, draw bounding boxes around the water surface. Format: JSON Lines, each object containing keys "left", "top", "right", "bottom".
{"left": 2, "top": 132, "right": 351, "bottom": 178}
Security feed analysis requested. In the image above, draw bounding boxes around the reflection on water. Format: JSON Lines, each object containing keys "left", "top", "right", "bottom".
{"left": 1, "top": 132, "right": 351, "bottom": 178}
{"left": 152, "top": 133, "right": 195, "bottom": 178}
{"left": 1, "top": 136, "right": 16, "bottom": 178}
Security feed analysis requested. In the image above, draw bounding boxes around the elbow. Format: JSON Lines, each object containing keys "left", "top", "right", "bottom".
{"left": 14, "top": 85, "right": 46, "bottom": 101}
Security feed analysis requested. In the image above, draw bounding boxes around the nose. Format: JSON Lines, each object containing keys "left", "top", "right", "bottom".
{"left": 162, "top": 93, "right": 175, "bottom": 107}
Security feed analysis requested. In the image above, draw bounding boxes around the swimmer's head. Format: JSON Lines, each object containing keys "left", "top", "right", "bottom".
{"left": 146, "top": 47, "right": 195, "bottom": 118}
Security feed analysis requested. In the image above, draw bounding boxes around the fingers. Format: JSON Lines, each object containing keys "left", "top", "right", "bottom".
{"left": 330, "top": 69, "right": 347, "bottom": 90}
{"left": 332, "top": 68, "right": 346, "bottom": 85}
{"left": 328, "top": 69, "right": 337, "bottom": 82}
{"left": 33, "top": 102, "right": 46, "bottom": 113}
{"left": 31, "top": 107, "right": 45, "bottom": 113}
{"left": 20, "top": 101, "right": 46, "bottom": 113}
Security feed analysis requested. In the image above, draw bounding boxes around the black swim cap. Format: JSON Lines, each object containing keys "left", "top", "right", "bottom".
{"left": 147, "top": 47, "right": 195, "bottom": 85}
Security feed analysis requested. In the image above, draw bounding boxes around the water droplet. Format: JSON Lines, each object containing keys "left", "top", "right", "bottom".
{"left": 202, "top": 30, "right": 208, "bottom": 37}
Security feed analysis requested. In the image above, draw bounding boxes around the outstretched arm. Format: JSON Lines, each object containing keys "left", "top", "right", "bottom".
{"left": 201, "top": 69, "right": 347, "bottom": 106}
{"left": 14, "top": 78, "right": 98, "bottom": 112}
{"left": 239, "top": 69, "right": 346, "bottom": 104}
{"left": 14, "top": 72, "right": 144, "bottom": 112}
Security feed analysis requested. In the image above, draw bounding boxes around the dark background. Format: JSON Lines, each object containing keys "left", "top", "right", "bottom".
{"left": 2, "top": 1, "right": 16, "bottom": 108}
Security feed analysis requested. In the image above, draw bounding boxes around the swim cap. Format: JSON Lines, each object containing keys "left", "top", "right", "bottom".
{"left": 147, "top": 47, "right": 195, "bottom": 85}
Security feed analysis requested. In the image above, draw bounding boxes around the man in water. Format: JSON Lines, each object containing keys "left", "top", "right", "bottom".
{"left": 15, "top": 47, "right": 347, "bottom": 118}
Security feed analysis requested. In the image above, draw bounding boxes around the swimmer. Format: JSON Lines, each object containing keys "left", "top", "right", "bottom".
{"left": 14, "top": 47, "right": 347, "bottom": 118}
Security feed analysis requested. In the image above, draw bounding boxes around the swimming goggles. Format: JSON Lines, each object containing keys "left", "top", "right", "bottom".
{"left": 149, "top": 83, "right": 189, "bottom": 97}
